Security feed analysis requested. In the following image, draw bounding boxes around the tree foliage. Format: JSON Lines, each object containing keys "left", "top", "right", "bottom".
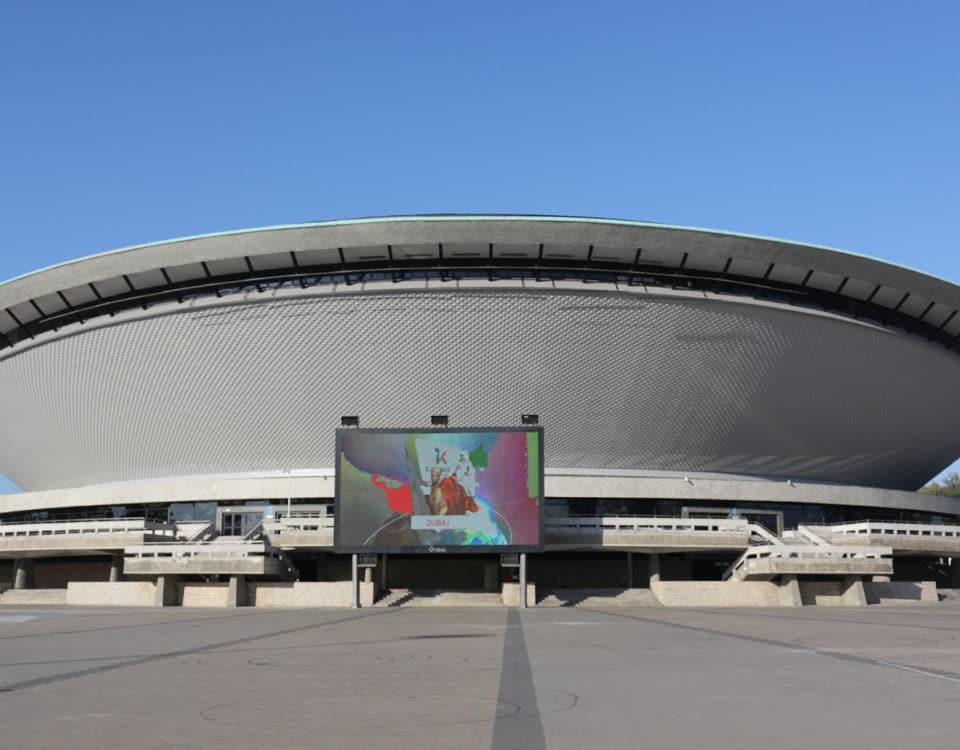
{"left": 920, "top": 471, "right": 960, "bottom": 496}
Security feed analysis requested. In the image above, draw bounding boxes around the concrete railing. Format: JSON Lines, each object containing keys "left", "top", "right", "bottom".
{"left": 724, "top": 543, "right": 892, "bottom": 581}
{"left": 175, "top": 520, "right": 216, "bottom": 542}
{"left": 264, "top": 515, "right": 335, "bottom": 534}
{"left": 124, "top": 541, "right": 282, "bottom": 561}
{"left": 0, "top": 518, "right": 176, "bottom": 539}
{"left": 546, "top": 516, "right": 749, "bottom": 533}
{"left": 807, "top": 521, "right": 960, "bottom": 540}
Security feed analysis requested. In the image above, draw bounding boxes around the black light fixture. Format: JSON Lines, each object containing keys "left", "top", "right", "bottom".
{"left": 340, "top": 416, "right": 359, "bottom": 428}
{"left": 521, "top": 414, "right": 539, "bottom": 425}
{"left": 431, "top": 415, "right": 449, "bottom": 427}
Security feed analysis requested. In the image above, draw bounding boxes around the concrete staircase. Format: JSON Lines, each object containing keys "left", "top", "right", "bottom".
{"left": 537, "top": 588, "right": 662, "bottom": 607}
{"left": 374, "top": 589, "right": 503, "bottom": 607}
{"left": 724, "top": 524, "right": 892, "bottom": 581}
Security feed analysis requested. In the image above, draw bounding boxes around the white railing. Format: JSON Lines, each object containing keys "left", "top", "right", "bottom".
{"left": 0, "top": 518, "right": 176, "bottom": 539}
{"left": 175, "top": 520, "right": 216, "bottom": 542}
{"left": 125, "top": 541, "right": 280, "bottom": 560}
{"left": 546, "top": 516, "right": 749, "bottom": 534}
{"left": 264, "top": 515, "right": 335, "bottom": 533}
{"left": 807, "top": 521, "right": 960, "bottom": 540}
{"left": 724, "top": 543, "right": 891, "bottom": 580}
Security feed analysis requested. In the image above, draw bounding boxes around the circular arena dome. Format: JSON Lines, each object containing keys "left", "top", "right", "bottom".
{"left": 0, "top": 215, "right": 958, "bottom": 493}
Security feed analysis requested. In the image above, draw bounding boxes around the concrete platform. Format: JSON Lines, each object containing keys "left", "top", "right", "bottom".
{"left": 3, "top": 605, "right": 960, "bottom": 749}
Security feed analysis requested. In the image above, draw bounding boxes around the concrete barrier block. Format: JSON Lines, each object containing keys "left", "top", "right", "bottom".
{"left": 501, "top": 583, "right": 536, "bottom": 607}
{"left": 66, "top": 581, "right": 156, "bottom": 607}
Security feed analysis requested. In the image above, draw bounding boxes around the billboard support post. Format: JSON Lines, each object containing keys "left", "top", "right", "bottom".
{"left": 351, "top": 554, "right": 359, "bottom": 609}
{"left": 519, "top": 553, "right": 527, "bottom": 609}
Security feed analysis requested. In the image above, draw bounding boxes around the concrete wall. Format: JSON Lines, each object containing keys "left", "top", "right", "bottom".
{"left": 181, "top": 583, "right": 229, "bottom": 607}
{"left": 65, "top": 581, "right": 156, "bottom": 607}
{"left": 249, "top": 581, "right": 373, "bottom": 608}
{"left": 655, "top": 580, "right": 783, "bottom": 607}
{"left": 502, "top": 583, "right": 536, "bottom": 607}
{"left": 799, "top": 581, "right": 847, "bottom": 606}
{"left": 864, "top": 580, "right": 937, "bottom": 604}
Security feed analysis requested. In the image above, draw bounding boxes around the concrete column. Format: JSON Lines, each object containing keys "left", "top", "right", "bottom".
{"left": 109, "top": 555, "right": 124, "bottom": 582}
{"left": 154, "top": 575, "right": 180, "bottom": 607}
{"left": 13, "top": 559, "right": 33, "bottom": 590}
{"left": 841, "top": 575, "right": 867, "bottom": 607}
{"left": 363, "top": 566, "right": 373, "bottom": 584}
{"left": 647, "top": 554, "right": 662, "bottom": 604}
{"left": 227, "top": 575, "right": 247, "bottom": 607}
{"left": 627, "top": 552, "right": 634, "bottom": 589}
{"left": 778, "top": 574, "right": 802, "bottom": 607}
{"left": 377, "top": 554, "right": 390, "bottom": 593}
{"left": 647, "top": 554, "right": 660, "bottom": 588}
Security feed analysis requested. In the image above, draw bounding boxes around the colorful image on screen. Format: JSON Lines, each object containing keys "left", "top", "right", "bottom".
{"left": 335, "top": 428, "right": 543, "bottom": 552}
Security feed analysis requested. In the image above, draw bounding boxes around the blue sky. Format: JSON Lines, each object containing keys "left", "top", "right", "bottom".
{"left": 1, "top": 1, "right": 958, "bottom": 491}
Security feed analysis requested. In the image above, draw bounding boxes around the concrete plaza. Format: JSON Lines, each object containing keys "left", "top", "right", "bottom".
{"left": 1, "top": 605, "right": 959, "bottom": 749}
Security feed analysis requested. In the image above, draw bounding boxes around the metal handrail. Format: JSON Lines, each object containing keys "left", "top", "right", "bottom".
{"left": 806, "top": 521, "right": 960, "bottom": 538}
{"left": 546, "top": 516, "right": 748, "bottom": 532}
{"left": 0, "top": 519, "right": 176, "bottom": 538}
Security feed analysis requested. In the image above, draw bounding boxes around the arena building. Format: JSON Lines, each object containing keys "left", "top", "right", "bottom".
{"left": 1, "top": 215, "right": 959, "bottom": 608}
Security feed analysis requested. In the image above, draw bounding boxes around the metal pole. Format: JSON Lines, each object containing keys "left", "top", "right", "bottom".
{"left": 627, "top": 551, "right": 634, "bottom": 588}
{"left": 382, "top": 553, "right": 389, "bottom": 592}
{"left": 351, "top": 553, "right": 359, "bottom": 609}
{"left": 519, "top": 553, "right": 527, "bottom": 609}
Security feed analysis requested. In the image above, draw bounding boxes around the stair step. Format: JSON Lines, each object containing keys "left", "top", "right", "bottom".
{"left": 374, "top": 589, "right": 503, "bottom": 607}
{"left": 537, "top": 588, "right": 662, "bottom": 607}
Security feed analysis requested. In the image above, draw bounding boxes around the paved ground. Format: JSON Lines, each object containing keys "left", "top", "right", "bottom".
{"left": 1, "top": 605, "right": 959, "bottom": 749}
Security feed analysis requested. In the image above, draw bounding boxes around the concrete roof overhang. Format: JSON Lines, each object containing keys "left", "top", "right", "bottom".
{"left": 1, "top": 216, "right": 959, "bottom": 354}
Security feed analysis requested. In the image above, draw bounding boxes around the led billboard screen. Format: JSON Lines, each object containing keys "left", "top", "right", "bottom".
{"left": 334, "top": 427, "right": 543, "bottom": 553}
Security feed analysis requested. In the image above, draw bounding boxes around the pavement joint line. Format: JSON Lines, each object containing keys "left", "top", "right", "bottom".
{"left": 491, "top": 609, "right": 547, "bottom": 750}
{"left": 0, "top": 608, "right": 399, "bottom": 693}
{"left": 875, "top": 662, "right": 960, "bottom": 684}
{"left": 578, "top": 607, "right": 960, "bottom": 685}
{"left": 697, "top": 608, "right": 960, "bottom": 634}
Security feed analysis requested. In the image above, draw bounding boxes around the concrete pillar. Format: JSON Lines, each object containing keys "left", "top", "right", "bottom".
{"left": 778, "top": 574, "right": 802, "bottom": 607}
{"left": 648, "top": 554, "right": 661, "bottom": 603}
{"left": 647, "top": 554, "right": 660, "bottom": 587}
{"left": 363, "top": 567, "right": 373, "bottom": 584}
{"left": 154, "top": 575, "right": 180, "bottom": 607}
{"left": 377, "top": 554, "right": 390, "bottom": 593}
{"left": 13, "top": 559, "right": 33, "bottom": 590}
{"left": 841, "top": 575, "right": 867, "bottom": 607}
{"left": 627, "top": 552, "right": 634, "bottom": 589}
{"left": 109, "top": 555, "right": 124, "bottom": 582}
{"left": 483, "top": 560, "right": 498, "bottom": 592}
{"left": 227, "top": 575, "right": 247, "bottom": 607}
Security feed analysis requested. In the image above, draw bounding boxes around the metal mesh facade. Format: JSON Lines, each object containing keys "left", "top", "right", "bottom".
{"left": 0, "top": 283, "right": 957, "bottom": 491}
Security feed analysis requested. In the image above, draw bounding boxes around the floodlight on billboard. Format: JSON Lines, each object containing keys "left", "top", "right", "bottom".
{"left": 334, "top": 427, "right": 543, "bottom": 554}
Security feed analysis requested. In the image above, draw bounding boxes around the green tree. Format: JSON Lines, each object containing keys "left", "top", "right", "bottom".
{"left": 921, "top": 471, "right": 960, "bottom": 496}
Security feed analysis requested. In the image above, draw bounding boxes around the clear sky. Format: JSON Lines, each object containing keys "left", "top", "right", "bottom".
{"left": 1, "top": 1, "right": 958, "bottom": 491}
